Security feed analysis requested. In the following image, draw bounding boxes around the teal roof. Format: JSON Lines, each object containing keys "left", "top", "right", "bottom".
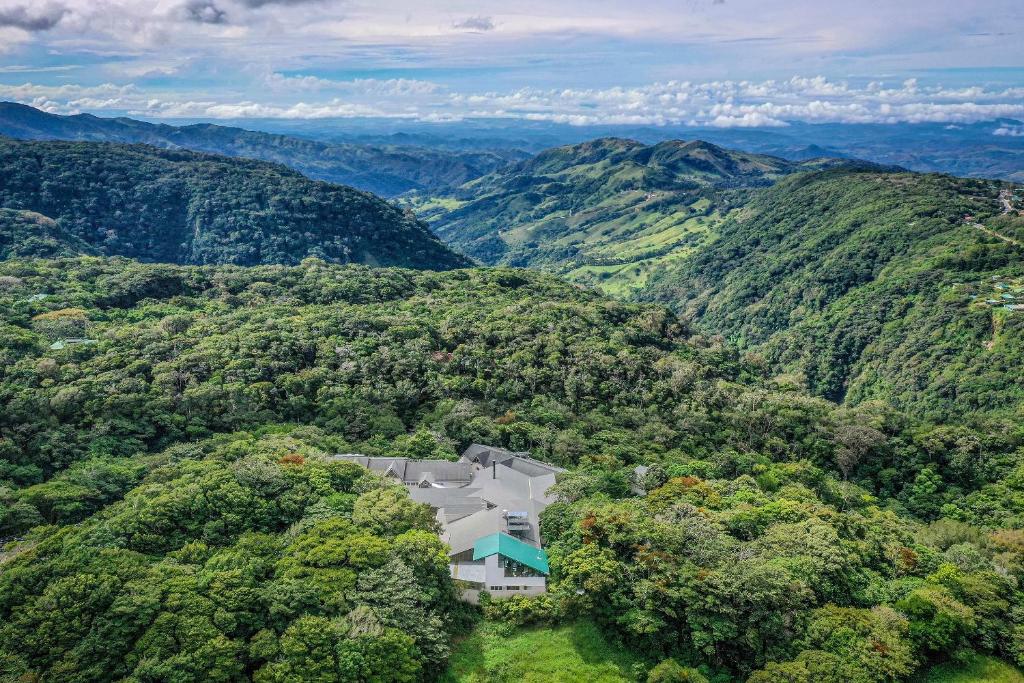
{"left": 472, "top": 532, "right": 550, "bottom": 575}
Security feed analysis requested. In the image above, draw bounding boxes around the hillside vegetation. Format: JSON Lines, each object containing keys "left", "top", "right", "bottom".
{"left": 442, "top": 620, "right": 639, "bottom": 682}
{"left": 419, "top": 136, "right": 1024, "bottom": 421}
{"left": 2, "top": 257, "right": 1024, "bottom": 682}
{"left": 0, "top": 102, "right": 523, "bottom": 197}
{"left": 645, "top": 168, "right": 1023, "bottom": 421}
{"left": 0, "top": 208, "right": 96, "bottom": 259}
{"left": 417, "top": 137, "right": 842, "bottom": 295}
{"left": 0, "top": 137, "right": 468, "bottom": 269}
{"left": 919, "top": 655, "right": 1024, "bottom": 683}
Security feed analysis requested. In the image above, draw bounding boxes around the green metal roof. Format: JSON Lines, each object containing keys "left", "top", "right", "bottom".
{"left": 472, "top": 532, "right": 550, "bottom": 575}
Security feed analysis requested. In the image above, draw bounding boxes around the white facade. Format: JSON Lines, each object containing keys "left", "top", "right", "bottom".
{"left": 453, "top": 554, "right": 548, "bottom": 604}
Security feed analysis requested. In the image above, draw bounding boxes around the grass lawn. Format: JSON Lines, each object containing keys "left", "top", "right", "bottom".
{"left": 919, "top": 655, "right": 1024, "bottom": 682}
{"left": 441, "top": 620, "right": 641, "bottom": 683}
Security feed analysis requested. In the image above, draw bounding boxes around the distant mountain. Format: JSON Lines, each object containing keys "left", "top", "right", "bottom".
{"left": 224, "top": 116, "right": 1024, "bottom": 183}
{"left": 417, "top": 137, "right": 849, "bottom": 294}
{"left": 0, "top": 137, "right": 469, "bottom": 269}
{"left": 0, "top": 102, "right": 525, "bottom": 197}
{"left": 645, "top": 166, "right": 1024, "bottom": 419}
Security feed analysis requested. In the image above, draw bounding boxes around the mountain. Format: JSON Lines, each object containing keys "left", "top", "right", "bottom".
{"left": 0, "top": 137, "right": 469, "bottom": 269}
{"left": 423, "top": 135, "right": 1023, "bottom": 420}
{"left": 0, "top": 102, "right": 525, "bottom": 197}
{"left": 417, "top": 137, "right": 851, "bottom": 295}
{"left": 644, "top": 166, "right": 1024, "bottom": 420}
{"left": 237, "top": 115, "right": 1024, "bottom": 183}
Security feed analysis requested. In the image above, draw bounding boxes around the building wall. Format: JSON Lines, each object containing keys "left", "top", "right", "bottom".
{"left": 451, "top": 554, "right": 546, "bottom": 602}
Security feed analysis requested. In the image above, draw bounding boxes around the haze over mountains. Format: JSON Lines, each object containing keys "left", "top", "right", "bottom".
{"left": 229, "top": 114, "right": 1024, "bottom": 183}
{"left": 0, "top": 102, "right": 524, "bottom": 197}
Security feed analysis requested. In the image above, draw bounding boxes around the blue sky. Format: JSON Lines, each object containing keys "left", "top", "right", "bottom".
{"left": 0, "top": 0, "right": 1021, "bottom": 127}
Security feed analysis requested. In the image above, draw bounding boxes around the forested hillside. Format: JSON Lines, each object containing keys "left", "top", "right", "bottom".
{"left": 2, "top": 257, "right": 1024, "bottom": 681}
{"left": 645, "top": 168, "right": 1024, "bottom": 420}
{"left": 416, "top": 138, "right": 844, "bottom": 295}
{"left": 0, "top": 138, "right": 468, "bottom": 269}
{"left": 423, "top": 134, "right": 1022, "bottom": 421}
{"left": 0, "top": 208, "right": 96, "bottom": 260}
{"left": 0, "top": 102, "right": 523, "bottom": 197}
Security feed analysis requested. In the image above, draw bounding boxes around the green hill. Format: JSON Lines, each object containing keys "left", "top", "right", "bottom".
{"left": 417, "top": 137, "right": 843, "bottom": 295}
{"left": 644, "top": 168, "right": 1023, "bottom": 420}
{"left": 0, "top": 209, "right": 95, "bottom": 259}
{"left": 0, "top": 137, "right": 469, "bottom": 269}
{"left": 0, "top": 102, "right": 523, "bottom": 197}
{"left": 424, "top": 134, "right": 1022, "bottom": 420}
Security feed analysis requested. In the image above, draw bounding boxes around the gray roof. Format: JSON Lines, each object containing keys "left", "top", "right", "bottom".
{"left": 461, "top": 444, "right": 529, "bottom": 467}
{"left": 407, "top": 487, "right": 485, "bottom": 508}
{"left": 444, "top": 507, "right": 511, "bottom": 555}
{"left": 461, "top": 444, "right": 565, "bottom": 475}
{"left": 405, "top": 460, "right": 473, "bottom": 483}
{"left": 338, "top": 446, "right": 560, "bottom": 559}
{"left": 332, "top": 455, "right": 472, "bottom": 485}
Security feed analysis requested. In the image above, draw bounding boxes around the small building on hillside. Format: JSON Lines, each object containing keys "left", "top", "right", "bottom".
{"left": 335, "top": 444, "right": 564, "bottom": 602}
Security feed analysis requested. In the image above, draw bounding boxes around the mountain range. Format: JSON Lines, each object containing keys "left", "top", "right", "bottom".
{"left": 0, "top": 102, "right": 525, "bottom": 197}
{"left": 1, "top": 105, "right": 1024, "bottom": 683}
{"left": 414, "top": 137, "right": 855, "bottom": 295}
{"left": 421, "top": 136, "right": 1024, "bottom": 419}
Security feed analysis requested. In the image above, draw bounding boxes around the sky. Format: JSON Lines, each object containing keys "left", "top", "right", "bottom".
{"left": 0, "top": 0, "right": 1021, "bottom": 127}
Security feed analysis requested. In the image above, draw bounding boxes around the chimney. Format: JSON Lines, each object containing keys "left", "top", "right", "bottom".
{"left": 492, "top": 461, "right": 496, "bottom": 479}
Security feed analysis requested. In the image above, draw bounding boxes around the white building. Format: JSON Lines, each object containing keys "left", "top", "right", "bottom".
{"left": 335, "top": 444, "right": 563, "bottom": 601}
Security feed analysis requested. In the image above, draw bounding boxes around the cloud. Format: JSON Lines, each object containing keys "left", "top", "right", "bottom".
{"left": 237, "top": 0, "right": 325, "bottom": 6}
{"left": 0, "top": 3, "right": 68, "bottom": 31}
{"left": 180, "top": 0, "right": 228, "bottom": 24}
{"left": 453, "top": 15, "right": 494, "bottom": 31}
{"left": 0, "top": 64, "right": 79, "bottom": 73}
{"left": 5, "top": 74, "right": 1024, "bottom": 129}
{"left": 264, "top": 73, "right": 442, "bottom": 96}
{"left": 995, "top": 124, "right": 1024, "bottom": 137}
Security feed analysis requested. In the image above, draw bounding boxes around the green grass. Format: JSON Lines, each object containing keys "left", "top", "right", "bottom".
{"left": 919, "top": 655, "right": 1024, "bottom": 682}
{"left": 441, "top": 620, "right": 641, "bottom": 683}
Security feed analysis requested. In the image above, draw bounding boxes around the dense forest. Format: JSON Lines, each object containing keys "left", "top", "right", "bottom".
{"left": 424, "top": 138, "right": 1023, "bottom": 422}
{"left": 0, "top": 208, "right": 96, "bottom": 260}
{"left": 645, "top": 168, "right": 1024, "bottom": 421}
{"left": 0, "top": 137, "right": 469, "bottom": 269}
{"left": 0, "top": 102, "right": 524, "bottom": 197}
{"left": 2, "top": 256, "right": 1024, "bottom": 681}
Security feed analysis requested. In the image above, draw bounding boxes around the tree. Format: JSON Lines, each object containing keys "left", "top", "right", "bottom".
{"left": 647, "top": 659, "right": 709, "bottom": 683}
{"left": 352, "top": 486, "right": 438, "bottom": 537}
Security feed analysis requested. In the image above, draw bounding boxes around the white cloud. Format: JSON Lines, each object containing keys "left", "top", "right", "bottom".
{"left": 0, "top": 63, "right": 79, "bottom": 72}
{"left": 263, "top": 73, "right": 442, "bottom": 96}
{"left": 995, "top": 124, "right": 1024, "bottom": 137}
{"left": 4, "top": 75, "right": 1024, "bottom": 128}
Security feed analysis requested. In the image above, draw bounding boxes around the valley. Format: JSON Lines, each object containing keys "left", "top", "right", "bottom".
{"left": 0, "top": 112, "right": 1023, "bottom": 683}
{"left": 411, "top": 138, "right": 847, "bottom": 295}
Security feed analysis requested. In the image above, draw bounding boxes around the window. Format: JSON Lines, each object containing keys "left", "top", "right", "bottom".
{"left": 498, "top": 556, "right": 542, "bottom": 577}
{"left": 505, "top": 586, "right": 521, "bottom": 591}
{"left": 489, "top": 586, "right": 503, "bottom": 591}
